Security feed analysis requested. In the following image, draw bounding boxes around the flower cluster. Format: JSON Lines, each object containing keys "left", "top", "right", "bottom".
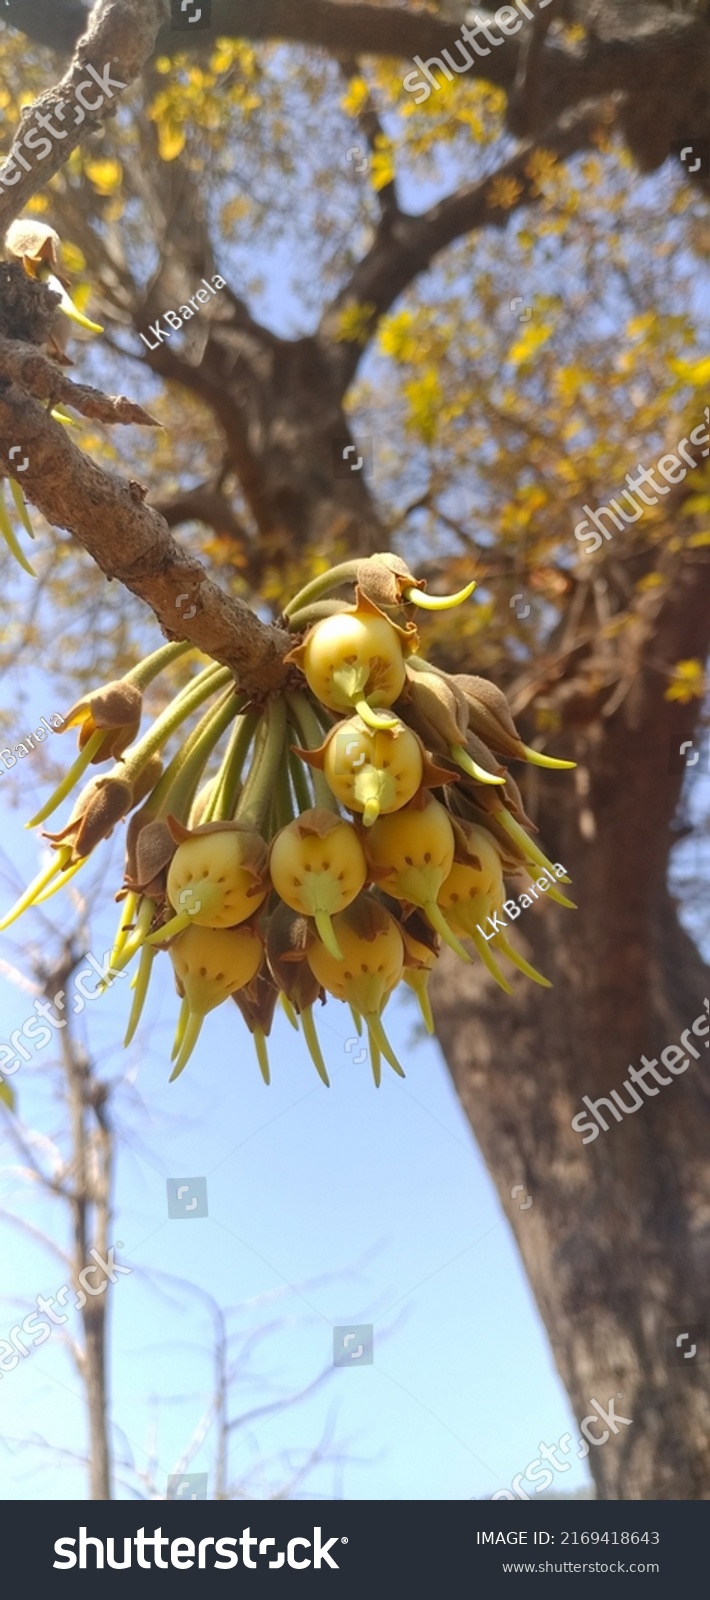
{"left": 1, "top": 554, "right": 575, "bottom": 1086}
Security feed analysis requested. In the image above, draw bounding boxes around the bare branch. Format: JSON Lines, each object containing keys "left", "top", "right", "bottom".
{"left": 0, "top": 0, "right": 168, "bottom": 236}
{"left": 319, "top": 102, "right": 607, "bottom": 390}
{"left": 0, "top": 341, "right": 159, "bottom": 427}
{"left": 0, "top": 383, "right": 293, "bottom": 694}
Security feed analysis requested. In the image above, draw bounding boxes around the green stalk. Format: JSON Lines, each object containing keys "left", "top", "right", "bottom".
{"left": 493, "top": 931, "right": 552, "bottom": 989}
{"left": 0, "top": 846, "right": 72, "bottom": 932}
{"left": 285, "top": 600, "right": 349, "bottom": 631}
{"left": 236, "top": 696, "right": 287, "bottom": 832}
{"left": 119, "top": 665, "right": 232, "bottom": 787}
{"left": 272, "top": 749, "right": 296, "bottom": 833}
{"left": 130, "top": 687, "right": 234, "bottom": 823}
{"left": 8, "top": 477, "right": 34, "bottom": 538}
{"left": 285, "top": 692, "right": 340, "bottom": 813}
{"left": 170, "top": 1009, "right": 204, "bottom": 1079}
{"left": 27, "top": 727, "right": 106, "bottom": 827}
{"left": 0, "top": 480, "right": 35, "bottom": 576}
{"left": 301, "top": 1005, "right": 330, "bottom": 1086}
{"left": 203, "top": 710, "right": 259, "bottom": 824}
{"left": 254, "top": 1027, "right": 271, "bottom": 1085}
{"left": 125, "top": 640, "right": 195, "bottom": 691}
{"left": 288, "top": 747, "right": 314, "bottom": 813}
{"left": 123, "top": 945, "right": 155, "bottom": 1047}
{"left": 280, "top": 993, "right": 300, "bottom": 1030}
{"left": 367, "top": 1025, "right": 382, "bottom": 1088}
{"left": 471, "top": 928, "right": 512, "bottom": 994}
{"left": 163, "top": 689, "right": 242, "bottom": 824}
{"left": 283, "top": 561, "right": 360, "bottom": 620}
{"left": 367, "top": 1011, "right": 405, "bottom": 1077}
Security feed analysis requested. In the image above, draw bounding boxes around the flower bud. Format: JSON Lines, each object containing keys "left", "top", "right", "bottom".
{"left": 130, "top": 753, "right": 163, "bottom": 808}
{"left": 356, "top": 553, "right": 421, "bottom": 610}
{"left": 43, "top": 773, "right": 134, "bottom": 862}
{"left": 124, "top": 815, "right": 176, "bottom": 898}
{"left": 286, "top": 591, "right": 416, "bottom": 730}
{"left": 405, "top": 663, "right": 504, "bottom": 786}
{"left": 456, "top": 674, "right": 575, "bottom": 770}
{"left": 266, "top": 902, "right": 322, "bottom": 1013}
{"left": 363, "top": 795, "right": 469, "bottom": 961}
{"left": 306, "top": 896, "right": 405, "bottom": 1083}
{"left": 165, "top": 819, "right": 269, "bottom": 933}
{"left": 269, "top": 808, "right": 367, "bottom": 959}
{"left": 62, "top": 679, "right": 143, "bottom": 762}
{"left": 169, "top": 923, "right": 264, "bottom": 1077}
{"left": 310, "top": 716, "right": 424, "bottom": 824}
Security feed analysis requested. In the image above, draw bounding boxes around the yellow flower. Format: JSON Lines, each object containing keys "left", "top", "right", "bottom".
{"left": 269, "top": 808, "right": 367, "bottom": 958}
{"left": 170, "top": 923, "right": 263, "bottom": 1078}
{"left": 306, "top": 896, "right": 404, "bottom": 1085}
{"left": 364, "top": 794, "right": 469, "bottom": 961}
{"left": 286, "top": 590, "right": 416, "bottom": 730}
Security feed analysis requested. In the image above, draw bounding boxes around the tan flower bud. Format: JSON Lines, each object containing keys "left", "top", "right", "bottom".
{"left": 5, "top": 220, "right": 63, "bottom": 279}
{"left": 43, "top": 774, "right": 134, "bottom": 862}
{"left": 356, "top": 553, "right": 421, "bottom": 610}
{"left": 404, "top": 664, "right": 470, "bottom": 751}
{"left": 123, "top": 815, "right": 176, "bottom": 899}
{"left": 62, "top": 679, "right": 143, "bottom": 762}
{"left": 265, "top": 901, "right": 322, "bottom": 1012}
{"left": 454, "top": 673, "right": 523, "bottom": 758}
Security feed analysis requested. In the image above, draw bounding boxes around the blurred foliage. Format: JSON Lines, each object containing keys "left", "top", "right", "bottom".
{"left": 0, "top": 14, "right": 708, "bottom": 736}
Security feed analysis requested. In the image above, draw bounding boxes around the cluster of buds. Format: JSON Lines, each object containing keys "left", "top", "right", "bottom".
{"left": 1, "top": 220, "right": 104, "bottom": 576}
{"left": 1, "top": 554, "right": 575, "bottom": 1087}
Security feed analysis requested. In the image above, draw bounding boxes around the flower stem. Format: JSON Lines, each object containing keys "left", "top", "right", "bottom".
{"left": 236, "top": 695, "right": 288, "bottom": 832}
{"left": 164, "top": 690, "right": 242, "bottom": 824}
{"left": 202, "top": 710, "right": 259, "bottom": 824}
{"left": 285, "top": 692, "right": 340, "bottom": 813}
{"left": 285, "top": 600, "right": 349, "bottom": 631}
{"left": 120, "top": 665, "right": 232, "bottom": 785}
{"left": 125, "top": 640, "right": 195, "bottom": 691}
{"left": 27, "top": 727, "right": 107, "bottom": 827}
{"left": 283, "top": 561, "right": 360, "bottom": 619}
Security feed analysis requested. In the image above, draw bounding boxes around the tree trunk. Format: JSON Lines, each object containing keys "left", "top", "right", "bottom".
{"left": 83, "top": 1299, "right": 112, "bottom": 1501}
{"left": 430, "top": 566, "right": 710, "bottom": 1499}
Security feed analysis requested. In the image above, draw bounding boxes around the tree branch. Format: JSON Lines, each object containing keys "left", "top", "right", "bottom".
{"left": 0, "top": 0, "right": 167, "bottom": 236}
{"left": 0, "top": 378, "right": 293, "bottom": 693}
{"left": 318, "top": 101, "right": 606, "bottom": 390}
{"left": 0, "top": 340, "right": 159, "bottom": 425}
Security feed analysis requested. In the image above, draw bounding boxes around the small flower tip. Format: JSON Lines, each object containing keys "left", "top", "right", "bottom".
{"left": 403, "top": 580, "right": 476, "bottom": 612}
{"left": 522, "top": 746, "right": 576, "bottom": 771}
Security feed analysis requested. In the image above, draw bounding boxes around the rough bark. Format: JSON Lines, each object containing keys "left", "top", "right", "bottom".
{"left": 430, "top": 554, "right": 710, "bottom": 1499}
{"left": 0, "top": 0, "right": 168, "bottom": 236}
{"left": 0, "top": 344, "right": 293, "bottom": 694}
{"left": 50, "top": 943, "right": 115, "bottom": 1500}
